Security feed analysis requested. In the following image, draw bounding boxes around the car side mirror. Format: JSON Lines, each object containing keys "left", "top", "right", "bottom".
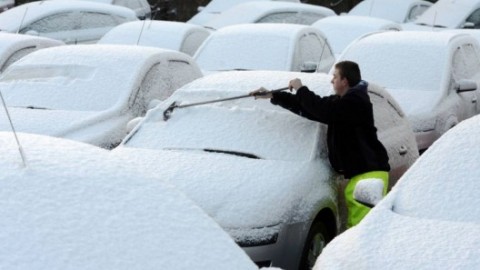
{"left": 126, "top": 117, "right": 143, "bottom": 134}
{"left": 148, "top": 99, "right": 162, "bottom": 111}
{"left": 463, "top": 22, "right": 475, "bottom": 29}
{"left": 353, "top": 178, "right": 385, "bottom": 208}
{"left": 301, "top": 61, "right": 318, "bottom": 73}
{"left": 197, "top": 6, "right": 205, "bottom": 12}
{"left": 455, "top": 79, "right": 477, "bottom": 93}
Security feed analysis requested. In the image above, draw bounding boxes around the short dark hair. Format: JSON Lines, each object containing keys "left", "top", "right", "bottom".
{"left": 335, "top": 61, "right": 361, "bottom": 87}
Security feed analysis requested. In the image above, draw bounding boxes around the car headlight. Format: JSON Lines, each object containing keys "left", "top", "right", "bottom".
{"left": 227, "top": 224, "right": 281, "bottom": 247}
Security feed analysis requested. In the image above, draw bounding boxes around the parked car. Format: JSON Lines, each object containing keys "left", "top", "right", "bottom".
{"left": 49, "top": 0, "right": 151, "bottom": 19}
{"left": 414, "top": 0, "right": 480, "bottom": 29}
{"left": 349, "top": 0, "right": 432, "bottom": 23}
{"left": 98, "top": 20, "right": 211, "bottom": 56}
{"left": 315, "top": 114, "right": 480, "bottom": 270}
{"left": 312, "top": 15, "right": 401, "bottom": 57}
{"left": 337, "top": 31, "right": 480, "bottom": 151}
{"left": 0, "top": 32, "right": 63, "bottom": 73}
{"left": 0, "top": 45, "right": 202, "bottom": 149}
{"left": 0, "top": 0, "right": 13, "bottom": 13}
{"left": 115, "top": 71, "right": 418, "bottom": 269}
{"left": 0, "top": 0, "right": 137, "bottom": 44}
{"left": 188, "top": 0, "right": 300, "bottom": 26}
{"left": 0, "top": 132, "right": 257, "bottom": 270}
{"left": 203, "top": 2, "right": 336, "bottom": 30}
{"left": 194, "top": 24, "right": 335, "bottom": 74}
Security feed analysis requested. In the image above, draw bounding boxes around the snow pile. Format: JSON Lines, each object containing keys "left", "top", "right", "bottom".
{"left": 0, "top": 132, "right": 257, "bottom": 270}
{"left": 353, "top": 178, "right": 385, "bottom": 205}
{"left": 349, "top": 0, "right": 431, "bottom": 23}
{"left": 99, "top": 20, "right": 210, "bottom": 56}
{"left": 415, "top": 0, "right": 478, "bottom": 28}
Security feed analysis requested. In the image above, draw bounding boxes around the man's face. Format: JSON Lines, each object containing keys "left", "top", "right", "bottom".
{"left": 331, "top": 69, "right": 349, "bottom": 96}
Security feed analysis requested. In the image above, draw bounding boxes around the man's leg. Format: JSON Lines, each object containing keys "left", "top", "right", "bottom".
{"left": 345, "top": 171, "right": 389, "bottom": 228}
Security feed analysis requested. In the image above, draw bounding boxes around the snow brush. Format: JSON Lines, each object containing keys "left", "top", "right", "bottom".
{"left": 163, "top": 87, "right": 289, "bottom": 121}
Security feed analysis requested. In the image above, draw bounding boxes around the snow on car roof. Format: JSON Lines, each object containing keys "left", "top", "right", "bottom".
{"left": 201, "top": 0, "right": 299, "bottom": 13}
{"left": 349, "top": 0, "right": 431, "bottom": 23}
{"left": 0, "top": 132, "right": 257, "bottom": 270}
{"left": 415, "top": 0, "right": 480, "bottom": 28}
{"left": 0, "top": 0, "right": 137, "bottom": 32}
{"left": 313, "top": 15, "right": 401, "bottom": 55}
{"left": 0, "top": 45, "right": 193, "bottom": 111}
{"left": 204, "top": 1, "right": 336, "bottom": 29}
{"left": 98, "top": 20, "right": 210, "bottom": 51}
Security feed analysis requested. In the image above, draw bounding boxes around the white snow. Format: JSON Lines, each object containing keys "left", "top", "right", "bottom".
{"left": 349, "top": 0, "right": 432, "bottom": 23}
{"left": 98, "top": 20, "right": 211, "bottom": 56}
{"left": 312, "top": 15, "right": 401, "bottom": 55}
{"left": 0, "top": 132, "right": 258, "bottom": 270}
{"left": 204, "top": 2, "right": 336, "bottom": 30}
{"left": 353, "top": 178, "right": 385, "bottom": 206}
{"left": 315, "top": 115, "right": 480, "bottom": 270}
{"left": 415, "top": 0, "right": 480, "bottom": 28}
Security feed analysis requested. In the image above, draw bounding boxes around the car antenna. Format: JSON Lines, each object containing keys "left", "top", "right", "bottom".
{"left": 315, "top": 39, "right": 328, "bottom": 72}
{"left": 368, "top": 0, "right": 375, "bottom": 16}
{"left": 0, "top": 90, "right": 27, "bottom": 167}
{"left": 432, "top": 11, "right": 437, "bottom": 30}
{"left": 136, "top": 19, "right": 147, "bottom": 46}
{"left": 330, "top": 0, "right": 343, "bottom": 7}
{"left": 17, "top": 7, "right": 29, "bottom": 34}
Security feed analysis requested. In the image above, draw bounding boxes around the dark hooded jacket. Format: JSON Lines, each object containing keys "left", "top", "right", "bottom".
{"left": 271, "top": 81, "right": 390, "bottom": 179}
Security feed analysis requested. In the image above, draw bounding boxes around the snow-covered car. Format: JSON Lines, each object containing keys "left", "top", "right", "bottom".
{"left": 312, "top": 15, "right": 401, "bottom": 57}
{"left": 49, "top": 0, "right": 151, "bottom": 19}
{"left": 115, "top": 71, "right": 418, "bottom": 269}
{"left": 188, "top": 0, "right": 300, "bottom": 26}
{"left": 0, "top": 45, "right": 202, "bottom": 149}
{"left": 315, "top": 114, "right": 480, "bottom": 270}
{"left": 0, "top": 32, "right": 63, "bottom": 73}
{"left": 98, "top": 20, "right": 211, "bottom": 56}
{"left": 414, "top": 0, "right": 480, "bottom": 29}
{"left": 203, "top": 2, "right": 336, "bottom": 30}
{"left": 194, "top": 24, "right": 335, "bottom": 74}
{"left": 337, "top": 31, "right": 480, "bottom": 152}
{"left": 349, "top": 0, "right": 432, "bottom": 23}
{"left": 0, "top": 0, "right": 137, "bottom": 44}
{"left": 0, "top": 0, "right": 13, "bottom": 13}
{"left": 0, "top": 132, "right": 257, "bottom": 270}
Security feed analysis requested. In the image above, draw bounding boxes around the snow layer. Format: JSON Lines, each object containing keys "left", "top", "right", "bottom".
{"left": 416, "top": 0, "right": 480, "bottom": 28}
{"left": 312, "top": 15, "right": 401, "bottom": 55}
{"left": 98, "top": 20, "right": 210, "bottom": 56}
{"left": 0, "top": 132, "right": 257, "bottom": 270}
{"left": 315, "top": 115, "right": 480, "bottom": 269}
{"left": 0, "top": 0, "right": 136, "bottom": 32}
{"left": 349, "top": 0, "right": 432, "bottom": 23}
{"left": 204, "top": 2, "right": 336, "bottom": 29}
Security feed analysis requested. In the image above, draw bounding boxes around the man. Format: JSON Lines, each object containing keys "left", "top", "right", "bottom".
{"left": 252, "top": 61, "right": 390, "bottom": 228}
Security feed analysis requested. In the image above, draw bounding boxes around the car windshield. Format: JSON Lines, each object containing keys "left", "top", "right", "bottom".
{"left": 195, "top": 35, "right": 291, "bottom": 71}
{"left": 0, "top": 65, "right": 124, "bottom": 111}
{"left": 124, "top": 101, "right": 321, "bottom": 161}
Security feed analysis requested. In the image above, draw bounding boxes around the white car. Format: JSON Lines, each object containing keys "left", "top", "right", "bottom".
{"left": 0, "top": 32, "right": 63, "bottom": 73}
{"left": 0, "top": 132, "right": 257, "bottom": 270}
{"left": 414, "top": 0, "right": 480, "bottom": 29}
{"left": 349, "top": 0, "right": 432, "bottom": 23}
{"left": 312, "top": 15, "right": 401, "bottom": 57}
{"left": 194, "top": 24, "right": 335, "bottom": 73}
{"left": 0, "top": 45, "right": 202, "bottom": 149}
{"left": 188, "top": 0, "right": 300, "bottom": 26}
{"left": 337, "top": 31, "right": 480, "bottom": 152}
{"left": 116, "top": 71, "right": 418, "bottom": 269}
{"left": 49, "top": 0, "right": 152, "bottom": 19}
{"left": 0, "top": 0, "right": 13, "bottom": 13}
{"left": 0, "top": 0, "right": 137, "bottom": 44}
{"left": 98, "top": 20, "right": 211, "bottom": 56}
{"left": 204, "top": 2, "right": 336, "bottom": 30}
{"left": 315, "top": 114, "right": 480, "bottom": 270}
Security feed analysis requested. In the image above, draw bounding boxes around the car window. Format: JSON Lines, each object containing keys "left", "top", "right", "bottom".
{"left": 181, "top": 31, "right": 210, "bottom": 56}
{"left": 167, "top": 60, "right": 200, "bottom": 91}
{"left": 466, "top": 8, "right": 480, "bottom": 29}
{"left": 257, "top": 12, "right": 325, "bottom": 25}
{"left": 297, "top": 33, "right": 334, "bottom": 73}
{"left": 80, "top": 12, "right": 118, "bottom": 29}
{"left": 407, "top": 4, "right": 430, "bottom": 22}
{"left": 1, "top": 46, "right": 36, "bottom": 73}
{"left": 130, "top": 63, "right": 169, "bottom": 116}
{"left": 114, "top": 0, "right": 143, "bottom": 10}
{"left": 21, "top": 12, "right": 78, "bottom": 34}
{"left": 369, "top": 91, "right": 404, "bottom": 132}
{"left": 452, "top": 44, "right": 480, "bottom": 82}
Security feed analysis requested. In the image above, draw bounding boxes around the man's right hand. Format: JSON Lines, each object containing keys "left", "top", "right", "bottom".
{"left": 250, "top": 87, "right": 273, "bottom": 99}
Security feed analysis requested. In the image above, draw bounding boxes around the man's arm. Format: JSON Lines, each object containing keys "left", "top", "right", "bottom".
{"left": 295, "top": 86, "right": 338, "bottom": 124}
{"left": 270, "top": 92, "right": 319, "bottom": 121}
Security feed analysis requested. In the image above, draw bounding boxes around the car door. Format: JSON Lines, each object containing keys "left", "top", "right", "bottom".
{"left": 20, "top": 12, "right": 80, "bottom": 43}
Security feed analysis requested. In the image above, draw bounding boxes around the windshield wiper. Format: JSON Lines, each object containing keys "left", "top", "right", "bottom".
{"left": 14, "top": 105, "right": 51, "bottom": 110}
{"left": 204, "top": 148, "right": 261, "bottom": 159}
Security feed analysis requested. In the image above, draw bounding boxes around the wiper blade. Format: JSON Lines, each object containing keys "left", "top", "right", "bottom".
{"left": 204, "top": 148, "right": 260, "bottom": 159}
{"left": 14, "top": 105, "right": 51, "bottom": 110}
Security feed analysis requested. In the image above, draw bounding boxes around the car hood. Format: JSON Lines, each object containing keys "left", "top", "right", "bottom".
{"left": 316, "top": 201, "right": 480, "bottom": 269}
{"left": 0, "top": 107, "right": 128, "bottom": 146}
{"left": 114, "top": 147, "right": 333, "bottom": 230}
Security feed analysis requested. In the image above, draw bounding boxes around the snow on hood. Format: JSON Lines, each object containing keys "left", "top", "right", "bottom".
{"left": 98, "top": 20, "right": 210, "bottom": 54}
{"left": 415, "top": 0, "right": 479, "bottom": 28}
{"left": 0, "top": 132, "right": 257, "bottom": 270}
{"left": 0, "top": 0, "right": 137, "bottom": 32}
{"left": 349, "top": 0, "right": 430, "bottom": 23}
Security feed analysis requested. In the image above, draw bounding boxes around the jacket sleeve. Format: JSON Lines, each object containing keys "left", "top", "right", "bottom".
{"left": 294, "top": 86, "right": 339, "bottom": 124}
{"left": 271, "top": 91, "right": 319, "bottom": 121}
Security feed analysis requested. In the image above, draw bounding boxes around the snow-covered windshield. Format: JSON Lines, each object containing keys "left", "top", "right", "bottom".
{"left": 125, "top": 102, "right": 321, "bottom": 161}
{"left": 341, "top": 33, "right": 447, "bottom": 92}
{"left": 0, "top": 65, "right": 123, "bottom": 111}
{"left": 348, "top": 0, "right": 409, "bottom": 23}
{"left": 195, "top": 35, "right": 291, "bottom": 71}
{"left": 415, "top": 1, "right": 474, "bottom": 28}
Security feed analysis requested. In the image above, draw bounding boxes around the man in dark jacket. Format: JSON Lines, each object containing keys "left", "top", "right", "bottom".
{"left": 252, "top": 61, "right": 390, "bottom": 227}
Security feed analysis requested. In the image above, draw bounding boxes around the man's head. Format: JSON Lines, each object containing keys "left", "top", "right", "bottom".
{"left": 331, "top": 61, "right": 361, "bottom": 96}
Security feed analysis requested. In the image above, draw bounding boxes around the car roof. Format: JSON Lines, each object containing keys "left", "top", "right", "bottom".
{"left": 349, "top": 0, "right": 432, "bottom": 23}
{"left": 415, "top": 0, "right": 480, "bottom": 28}
{"left": 208, "top": 23, "right": 323, "bottom": 40}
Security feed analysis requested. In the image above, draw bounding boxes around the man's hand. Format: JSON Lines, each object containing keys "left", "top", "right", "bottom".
{"left": 289, "top": 78, "right": 303, "bottom": 91}
{"left": 250, "top": 87, "right": 273, "bottom": 99}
